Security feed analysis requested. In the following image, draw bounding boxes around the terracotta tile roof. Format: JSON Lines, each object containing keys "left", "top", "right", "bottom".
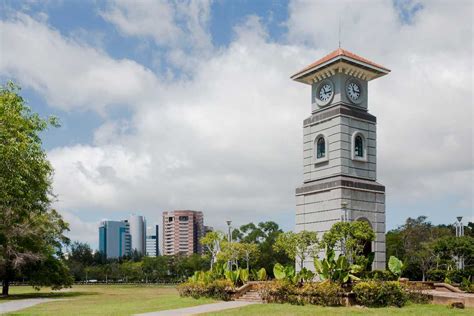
{"left": 292, "top": 48, "right": 390, "bottom": 79}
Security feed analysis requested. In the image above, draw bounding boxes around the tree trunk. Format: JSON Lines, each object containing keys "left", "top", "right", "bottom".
{"left": 2, "top": 279, "right": 9, "bottom": 296}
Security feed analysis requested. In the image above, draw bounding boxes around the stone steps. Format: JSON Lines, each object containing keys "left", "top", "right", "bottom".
{"left": 235, "top": 290, "right": 263, "bottom": 303}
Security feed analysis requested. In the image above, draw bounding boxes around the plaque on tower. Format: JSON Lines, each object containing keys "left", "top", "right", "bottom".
{"left": 292, "top": 48, "right": 390, "bottom": 271}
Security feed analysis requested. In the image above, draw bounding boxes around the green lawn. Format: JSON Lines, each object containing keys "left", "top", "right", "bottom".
{"left": 2, "top": 286, "right": 473, "bottom": 316}
{"left": 203, "top": 302, "right": 473, "bottom": 315}
{"left": 1, "top": 285, "right": 216, "bottom": 315}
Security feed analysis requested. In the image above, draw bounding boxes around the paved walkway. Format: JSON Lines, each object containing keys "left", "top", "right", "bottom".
{"left": 135, "top": 301, "right": 258, "bottom": 316}
{"left": 0, "top": 298, "right": 66, "bottom": 314}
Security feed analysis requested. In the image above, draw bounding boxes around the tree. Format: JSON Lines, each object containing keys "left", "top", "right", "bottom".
{"left": 385, "top": 216, "right": 454, "bottom": 280}
{"left": 237, "top": 243, "right": 259, "bottom": 270}
{"left": 232, "top": 221, "right": 291, "bottom": 275}
{"left": 200, "top": 231, "right": 224, "bottom": 269}
{"left": 218, "top": 241, "right": 242, "bottom": 269}
{"left": 322, "top": 221, "right": 375, "bottom": 267}
{"left": 274, "top": 231, "right": 319, "bottom": 270}
{"left": 0, "top": 82, "right": 70, "bottom": 296}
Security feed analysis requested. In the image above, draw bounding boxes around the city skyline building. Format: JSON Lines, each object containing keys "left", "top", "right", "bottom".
{"left": 98, "top": 220, "right": 131, "bottom": 259}
{"left": 162, "top": 210, "right": 204, "bottom": 256}
{"left": 146, "top": 224, "right": 160, "bottom": 257}
{"left": 129, "top": 214, "right": 146, "bottom": 255}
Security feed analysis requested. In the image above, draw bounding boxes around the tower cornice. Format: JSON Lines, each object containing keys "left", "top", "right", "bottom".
{"left": 291, "top": 48, "right": 390, "bottom": 84}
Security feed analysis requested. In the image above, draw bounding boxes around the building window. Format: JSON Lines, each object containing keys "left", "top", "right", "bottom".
{"left": 314, "top": 134, "right": 329, "bottom": 164}
{"left": 355, "top": 135, "right": 364, "bottom": 157}
{"left": 351, "top": 132, "right": 367, "bottom": 161}
{"left": 179, "top": 216, "right": 189, "bottom": 221}
{"left": 316, "top": 137, "right": 325, "bottom": 158}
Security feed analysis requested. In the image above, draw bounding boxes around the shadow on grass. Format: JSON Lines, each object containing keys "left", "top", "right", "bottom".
{"left": 0, "top": 291, "right": 97, "bottom": 301}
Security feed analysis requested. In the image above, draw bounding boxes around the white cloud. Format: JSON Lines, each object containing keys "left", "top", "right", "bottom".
{"left": 100, "top": 0, "right": 213, "bottom": 73}
{"left": 61, "top": 211, "right": 98, "bottom": 246}
{"left": 0, "top": 13, "right": 160, "bottom": 112}
{"left": 1, "top": 0, "right": 473, "bottom": 238}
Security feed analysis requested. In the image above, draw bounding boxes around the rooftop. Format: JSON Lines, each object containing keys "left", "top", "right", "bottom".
{"left": 291, "top": 48, "right": 390, "bottom": 84}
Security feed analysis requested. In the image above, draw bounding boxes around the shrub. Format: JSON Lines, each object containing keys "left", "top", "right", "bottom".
{"left": 401, "top": 282, "right": 430, "bottom": 304}
{"left": 460, "top": 278, "right": 474, "bottom": 293}
{"left": 426, "top": 269, "right": 446, "bottom": 282}
{"left": 353, "top": 281, "right": 407, "bottom": 307}
{"left": 363, "top": 270, "right": 397, "bottom": 281}
{"left": 259, "top": 280, "right": 297, "bottom": 304}
{"left": 299, "top": 281, "right": 344, "bottom": 306}
{"left": 258, "top": 280, "right": 344, "bottom": 306}
{"left": 446, "top": 269, "right": 469, "bottom": 284}
{"left": 177, "top": 279, "right": 234, "bottom": 300}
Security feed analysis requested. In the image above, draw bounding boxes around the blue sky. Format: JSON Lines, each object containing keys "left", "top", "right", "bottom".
{"left": 1, "top": 0, "right": 472, "bottom": 248}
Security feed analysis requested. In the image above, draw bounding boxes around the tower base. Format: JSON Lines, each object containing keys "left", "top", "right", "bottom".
{"left": 295, "top": 175, "right": 386, "bottom": 271}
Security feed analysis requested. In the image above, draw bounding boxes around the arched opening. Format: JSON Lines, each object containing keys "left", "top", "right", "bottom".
{"left": 354, "top": 135, "right": 364, "bottom": 157}
{"left": 316, "top": 137, "right": 325, "bottom": 158}
{"left": 356, "top": 217, "right": 373, "bottom": 261}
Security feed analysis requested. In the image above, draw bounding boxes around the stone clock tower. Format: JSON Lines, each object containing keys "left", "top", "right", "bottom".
{"left": 292, "top": 48, "right": 390, "bottom": 270}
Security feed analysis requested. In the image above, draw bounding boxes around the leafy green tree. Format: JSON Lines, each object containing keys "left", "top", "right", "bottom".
{"left": 322, "top": 221, "right": 375, "bottom": 267}
{"left": 0, "top": 82, "right": 70, "bottom": 296}
{"left": 274, "top": 231, "right": 319, "bottom": 270}
{"left": 232, "top": 221, "right": 291, "bottom": 275}
{"left": 385, "top": 216, "right": 454, "bottom": 280}
{"left": 200, "top": 231, "right": 224, "bottom": 269}
{"left": 237, "top": 242, "right": 259, "bottom": 270}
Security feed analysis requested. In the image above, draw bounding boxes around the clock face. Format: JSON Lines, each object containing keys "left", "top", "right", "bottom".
{"left": 319, "top": 84, "right": 333, "bottom": 102}
{"left": 346, "top": 82, "right": 361, "bottom": 102}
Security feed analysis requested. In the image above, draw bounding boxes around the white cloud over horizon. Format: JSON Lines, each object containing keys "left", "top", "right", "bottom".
{"left": 1, "top": 0, "right": 472, "bottom": 247}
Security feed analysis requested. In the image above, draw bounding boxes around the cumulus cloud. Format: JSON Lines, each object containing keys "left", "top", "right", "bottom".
{"left": 0, "top": 13, "right": 160, "bottom": 112}
{"left": 1, "top": 1, "right": 472, "bottom": 245}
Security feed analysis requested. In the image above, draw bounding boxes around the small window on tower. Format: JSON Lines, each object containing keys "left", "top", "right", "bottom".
{"left": 317, "top": 137, "right": 325, "bottom": 158}
{"left": 355, "top": 136, "right": 364, "bottom": 157}
{"left": 352, "top": 132, "right": 367, "bottom": 161}
{"left": 314, "top": 134, "right": 329, "bottom": 164}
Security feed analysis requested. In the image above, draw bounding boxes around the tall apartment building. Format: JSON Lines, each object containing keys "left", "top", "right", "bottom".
{"left": 129, "top": 214, "right": 146, "bottom": 255}
{"left": 162, "top": 210, "right": 204, "bottom": 255}
{"left": 146, "top": 224, "right": 159, "bottom": 257}
{"left": 99, "top": 220, "right": 131, "bottom": 259}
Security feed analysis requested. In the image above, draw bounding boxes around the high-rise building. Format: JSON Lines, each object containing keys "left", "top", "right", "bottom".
{"left": 162, "top": 210, "right": 204, "bottom": 256}
{"left": 99, "top": 220, "right": 131, "bottom": 259}
{"left": 291, "top": 48, "right": 389, "bottom": 271}
{"left": 146, "top": 224, "right": 159, "bottom": 257}
{"left": 129, "top": 214, "right": 146, "bottom": 255}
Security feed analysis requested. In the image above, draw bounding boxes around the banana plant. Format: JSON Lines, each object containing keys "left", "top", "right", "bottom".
{"left": 257, "top": 267, "right": 267, "bottom": 281}
{"left": 314, "top": 247, "right": 361, "bottom": 284}
{"left": 239, "top": 268, "right": 249, "bottom": 283}
{"left": 224, "top": 269, "right": 241, "bottom": 285}
{"left": 273, "top": 263, "right": 296, "bottom": 281}
{"left": 388, "top": 256, "right": 403, "bottom": 279}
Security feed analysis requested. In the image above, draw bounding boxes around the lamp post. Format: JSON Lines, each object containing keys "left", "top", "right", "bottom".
{"left": 341, "top": 201, "right": 348, "bottom": 222}
{"left": 341, "top": 202, "right": 348, "bottom": 257}
{"left": 454, "top": 216, "right": 464, "bottom": 269}
{"left": 226, "top": 220, "right": 232, "bottom": 270}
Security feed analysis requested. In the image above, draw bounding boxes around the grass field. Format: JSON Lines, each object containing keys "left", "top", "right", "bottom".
{"left": 204, "top": 302, "right": 473, "bottom": 315}
{"left": 1, "top": 285, "right": 215, "bottom": 315}
{"left": 1, "top": 285, "right": 473, "bottom": 315}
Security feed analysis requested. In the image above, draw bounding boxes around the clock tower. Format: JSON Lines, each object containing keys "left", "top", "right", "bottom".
{"left": 292, "top": 48, "right": 390, "bottom": 270}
